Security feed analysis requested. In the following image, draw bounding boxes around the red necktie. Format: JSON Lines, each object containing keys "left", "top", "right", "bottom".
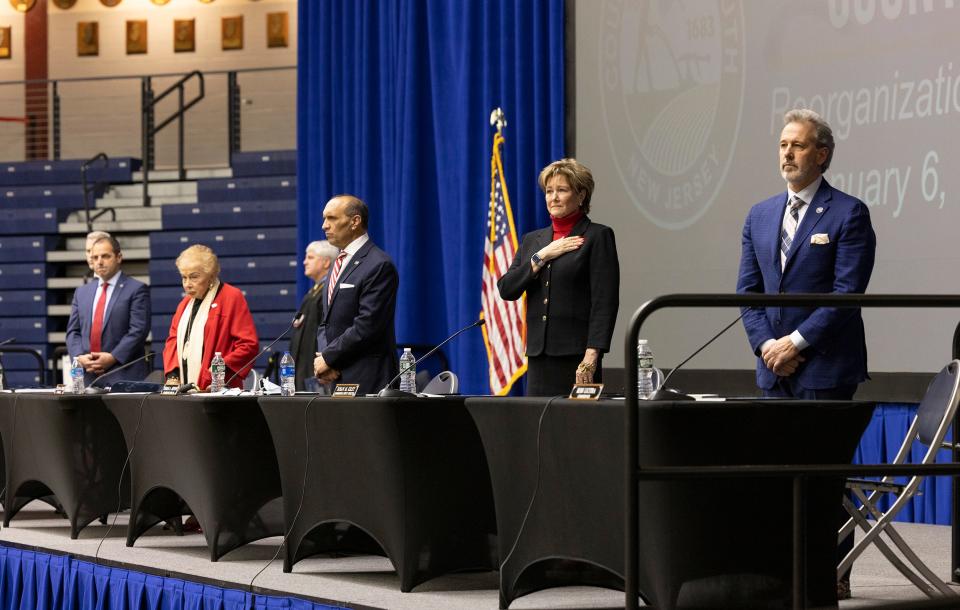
{"left": 90, "top": 282, "right": 108, "bottom": 353}
{"left": 327, "top": 251, "right": 347, "bottom": 305}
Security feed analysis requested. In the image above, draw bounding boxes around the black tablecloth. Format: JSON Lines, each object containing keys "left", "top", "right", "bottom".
{"left": 258, "top": 395, "right": 496, "bottom": 592}
{"left": 465, "top": 397, "right": 875, "bottom": 609}
{"left": 0, "top": 392, "right": 130, "bottom": 538}
{"left": 103, "top": 394, "right": 283, "bottom": 561}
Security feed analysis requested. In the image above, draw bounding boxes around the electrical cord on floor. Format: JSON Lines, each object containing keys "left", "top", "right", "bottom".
{"left": 94, "top": 392, "right": 150, "bottom": 563}
{"left": 248, "top": 395, "right": 320, "bottom": 591}
{"left": 499, "top": 395, "right": 563, "bottom": 572}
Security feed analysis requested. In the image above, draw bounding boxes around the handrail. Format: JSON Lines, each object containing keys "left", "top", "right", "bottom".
{"left": 141, "top": 70, "right": 205, "bottom": 205}
{"left": 0, "top": 65, "right": 296, "bottom": 87}
{"left": 624, "top": 293, "right": 960, "bottom": 610}
{"left": 0, "top": 346, "right": 46, "bottom": 387}
{"left": 81, "top": 152, "right": 113, "bottom": 233}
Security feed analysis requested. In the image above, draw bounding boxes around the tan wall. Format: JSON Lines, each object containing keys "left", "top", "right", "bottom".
{"left": 0, "top": 0, "right": 297, "bottom": 164}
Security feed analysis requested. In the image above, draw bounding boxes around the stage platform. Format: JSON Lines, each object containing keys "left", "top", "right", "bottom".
{"left": 0, "top": 501, "right": 957, "bottom": 609}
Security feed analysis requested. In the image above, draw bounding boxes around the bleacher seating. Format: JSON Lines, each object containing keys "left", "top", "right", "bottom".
{"left": 150, "top": 227, "right": 297, "bottom": 258}
{"left": 197, "top": 176, "right": 296, "bottom": 203}
{"left": 0, "top": 236, "right": 58, "bottom": 262}
{"left": 0, "top": 157, "right": 140, "bottom": 186}
{"left": 0, "top": 157, "right": 141, "bottom": 387}
{"left": 230, "top": 150, "right": 296, "bottom": 178}
{"left": 161, "top": 199, "right": 296, "bottom": 230}
{"left": 0, "top": 263, "right": 54, "bottom": 289}
{"left": 0, "top": 208, "right": 69, "bottom": 234}
{"left": 0, "top": 151, "right": 299, "bottom": 386}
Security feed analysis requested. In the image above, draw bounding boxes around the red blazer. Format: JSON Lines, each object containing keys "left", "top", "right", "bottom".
{"left": 163, "top": 282, "right": 259, "bottom": 390}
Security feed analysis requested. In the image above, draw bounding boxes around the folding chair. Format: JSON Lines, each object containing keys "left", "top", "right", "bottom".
{"left": 838, "top": 360, "right": 960, "bottom": 596}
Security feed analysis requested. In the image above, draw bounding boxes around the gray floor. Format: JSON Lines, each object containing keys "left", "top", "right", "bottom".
{"left": 0, "top": 501, "right": 957, "bottom": 609}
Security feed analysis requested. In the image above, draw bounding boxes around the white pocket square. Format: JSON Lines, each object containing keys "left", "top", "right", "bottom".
{"left": 810, "top": 233, "right": 830, "bottom": 245}
{"left": 339, "top": 283, "right": 355, "bottom": 289}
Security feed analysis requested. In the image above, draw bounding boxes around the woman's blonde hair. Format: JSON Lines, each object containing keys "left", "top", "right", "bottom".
{"left": 175, "top": 244, "right": 220, "bottom": 277}
{"left": 538, "top": 158, "right": 596, "bottom": 214}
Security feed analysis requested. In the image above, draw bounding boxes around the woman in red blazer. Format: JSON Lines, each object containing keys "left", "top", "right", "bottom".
{"left": 163, "top": 244, "right": 259, "bottom": 390}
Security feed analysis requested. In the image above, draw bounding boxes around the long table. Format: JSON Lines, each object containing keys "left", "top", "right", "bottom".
{"left": 102, "top": 394, "right": 284, "bottom": 561}
{"left": 0, "top": 392, "right": 130, "bottom": 538}
{"left": 465, "top": 397, "right": 875, "bottom": 609}
{"left": 258, "top": 395, "right": 497, "bottom": 592}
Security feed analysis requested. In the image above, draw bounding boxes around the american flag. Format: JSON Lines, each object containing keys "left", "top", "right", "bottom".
{"left": 481, "top": 131, "right": 526, "bottom": 395}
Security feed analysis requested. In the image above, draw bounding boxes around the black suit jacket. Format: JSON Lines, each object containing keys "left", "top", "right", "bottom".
{"left": 319, "top": 238, "right": 399, "bottom": 394}
{"left": 498, "top": 216, "right": 619, "bottom": 357}
{"left": 289, "top": 280, "right": 325, "bottom": 391}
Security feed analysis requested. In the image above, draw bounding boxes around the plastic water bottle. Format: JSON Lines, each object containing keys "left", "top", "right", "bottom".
{"left": 210, "top": 352, "right": 226, "bottom": 392}
{"left": 70, "top": 357, "right": 85, "bottom": 394}
{"left": 399, "top": 348, "right": 417, "bottom": 393}
{"left": 280, "top": 351, "right": 296, "bottom": 396}
{"left": 637, "top": 340, "right": 655, "bottom": 400}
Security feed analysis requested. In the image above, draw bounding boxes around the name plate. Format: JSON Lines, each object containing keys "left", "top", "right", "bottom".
{"left": 569, "top": 383, "right": 604, "bottom": 400}
{"left": 161, "top": 383, "right": 179, "bottom": 395}
{"left": 332, "top": 383, "right": 360, "bottom": 398}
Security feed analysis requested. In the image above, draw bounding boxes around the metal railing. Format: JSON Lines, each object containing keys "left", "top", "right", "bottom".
{"left": 80, "top": 152, "right": 113, "bottom": 232}
{"left": 624, "top": 293, "right": 960, "bottom": 610}
{"left": 141, "top": 70, "right": 205, "bottom": 206}
{"left": 0, "top": 346, "right": 46, "bottom": 387}
{"left": 0, "top": 66, "right": 296, "bottom": 168}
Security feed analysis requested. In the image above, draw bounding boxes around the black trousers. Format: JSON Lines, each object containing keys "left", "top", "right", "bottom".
{"left": 526, "top": 353, "right": 603, "bottom": 397}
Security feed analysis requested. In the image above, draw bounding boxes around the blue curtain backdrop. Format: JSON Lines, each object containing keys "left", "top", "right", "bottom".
{"left": 297, "top": 0, "right": 565, "bottom": 394}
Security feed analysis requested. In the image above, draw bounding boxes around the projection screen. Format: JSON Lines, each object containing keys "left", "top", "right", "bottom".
{"left": 576, "top": 0, "right": 960, "bottom": 373}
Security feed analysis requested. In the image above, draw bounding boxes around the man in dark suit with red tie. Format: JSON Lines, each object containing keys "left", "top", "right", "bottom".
{"left": 313, "top": 195, "right": 399, "bottom": 395}
{"left": 66, "top": 235, "right": 151, "bottom": 385}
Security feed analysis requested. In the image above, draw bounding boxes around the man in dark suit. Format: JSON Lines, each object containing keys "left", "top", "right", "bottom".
{"left": 290, "top": 239, "right": 338, "bottom": 390}
{"left": 66, "top": 234, "right": 151, "bottom": 385}
{"left": 738, "top": 108, "right": 876, "bottom": 400}
{"left": 313, "top": 195, "right": 399, "bottom": 395}
{"left": 737, "top": 108, "right": 876, "bottom": 601}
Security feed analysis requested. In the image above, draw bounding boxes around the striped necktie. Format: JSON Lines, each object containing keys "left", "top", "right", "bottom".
{"left": 780, "top": 196, "right": 806, "bottom": 267}
{"left": 327, "top": 251, "right": 348, "bottom": 305}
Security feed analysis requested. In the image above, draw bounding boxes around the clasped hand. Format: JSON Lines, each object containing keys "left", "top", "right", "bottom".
{"left": 313, "top": 353, "right": 340, "bottom": 384}
{"left": 78, "top": 352, "right": 117, "bottom": 375}
{"left": 761, "top": 336, "right": 805, "bottom": 377}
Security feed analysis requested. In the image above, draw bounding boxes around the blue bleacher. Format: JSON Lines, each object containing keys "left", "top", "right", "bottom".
{"left": 0, "top": 317, "right": 49, "bottom": 343}
{"left": 0, "top": 208, "right": 68, "bottom": 235}
{"left": 150, "top": 283, "right": 298, "bottom": 315}
{"left": 197, "top": 176, "right": 296, "bottom": 203}
{"left": 0, "top": 290, "right": 50, "bottom": 315}
{"left": 161, "top": 200, "right": 296, "bottom": 230}
{"left": 230, "top": 150, "right": 296, "bottom": 178}
{"left": 0, "top": 236, "right": 60, "bottom": 262}
{"left": 4, "top": 370, "right": 43, "bottom": 388}
{"left": 149, "top": 255, "right": 298, "bottom": 287}
{"left": 0, "top": 184, "right": 101, "bottom": 209}
{"left": 149, "top": 227, "right": 297, "bottom": 259}
{"left": 0, "top": 264, "right": 53, "bottom": 290}
{"left": 0, "top": 157, "right": 141, "bottom": 187}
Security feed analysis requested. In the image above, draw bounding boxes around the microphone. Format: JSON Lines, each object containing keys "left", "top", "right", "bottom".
{"left": 377, "top": 319, "right": 485, "bottom": 397}
{"left": 648, "top": 312, "right": 745, "bottom": 401}
{"left": 84, "top": 351, "right": 157, "bottom": 394}
{"left": 224, "top": 316, "right": 298, "bottom": 389}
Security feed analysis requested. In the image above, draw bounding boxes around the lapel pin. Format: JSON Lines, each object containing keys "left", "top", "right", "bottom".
{"left": 354, "top": 261, "right": 360, "bottom": 265}
{"left": 816, "top": 207, "right": 824, "bottom": 213}
{"left": 211, "top": 303, "right": 218, "bottom": 308}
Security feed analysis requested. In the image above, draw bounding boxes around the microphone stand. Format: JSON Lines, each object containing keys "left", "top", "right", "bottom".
{"left": 223, "top": 317, "right": 298, "bottom": 389}
{"left": 377, "top": 319, "right": 485, "bottom": 398}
